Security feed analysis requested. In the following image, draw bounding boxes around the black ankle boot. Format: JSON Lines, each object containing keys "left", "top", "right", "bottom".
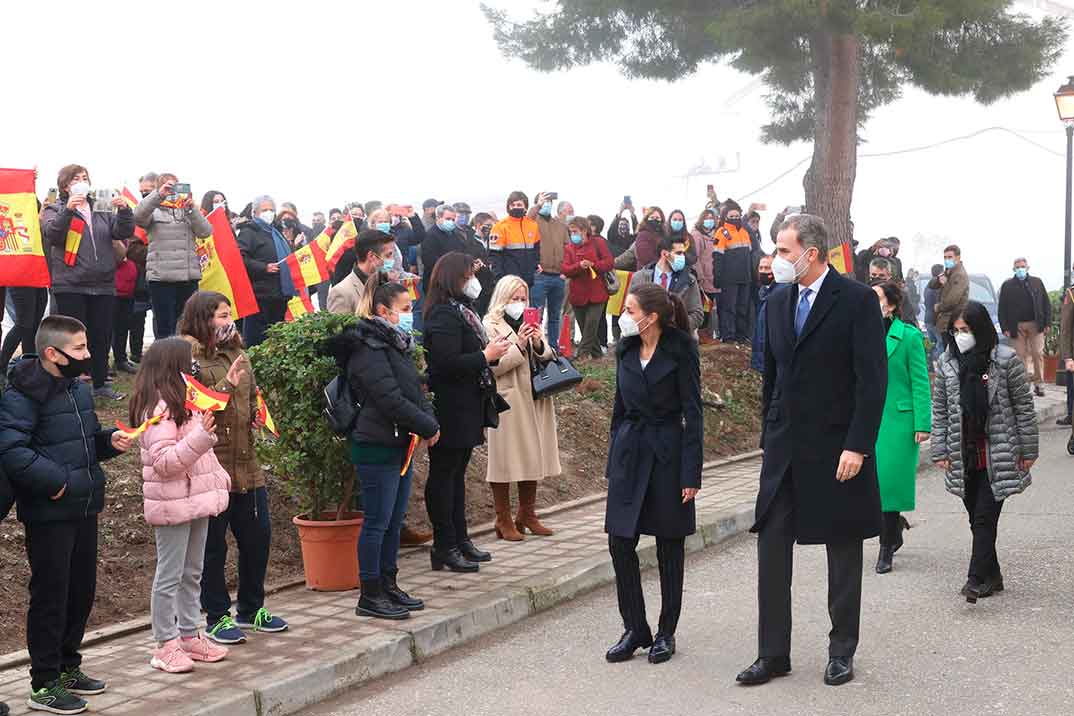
{"left": 875, "top": 546, "right": 894, "bottom": 574}
{"left": 430, "top": 547, "right": 479, "bottom": 573}
{"left": 356, "top": 578, "right": 410, "bottom": 620}
{"left": 383, "top": 571, "right": 424, "bottom": 611}
{"left": 458, "top": 540, "right": 491, "bottom": 563}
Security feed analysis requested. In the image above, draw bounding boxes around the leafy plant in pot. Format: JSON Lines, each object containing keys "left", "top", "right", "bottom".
{"left": 248, "top": 311, "right": 363, "bottom": 591}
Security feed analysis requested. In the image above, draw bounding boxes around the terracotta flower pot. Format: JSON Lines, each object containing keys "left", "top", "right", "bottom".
{"left": 1044, "top": 355, "right": 1058, "bottom": 384}
{"left": 292, "top": 511, "right": 363, "bottom": 591}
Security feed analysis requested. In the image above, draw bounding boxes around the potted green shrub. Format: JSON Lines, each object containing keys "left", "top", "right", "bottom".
{"left": 248, "top": 310, "right": 363, "bottom": 591}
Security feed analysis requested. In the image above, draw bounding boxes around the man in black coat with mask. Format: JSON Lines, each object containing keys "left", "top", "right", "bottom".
{"left": 736, "top": 214, "right": 886, "bottom": 688}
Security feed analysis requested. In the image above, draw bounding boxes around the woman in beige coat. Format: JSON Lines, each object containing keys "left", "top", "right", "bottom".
{"left": 484, "top": 275, "right": 562, "bottom": 541}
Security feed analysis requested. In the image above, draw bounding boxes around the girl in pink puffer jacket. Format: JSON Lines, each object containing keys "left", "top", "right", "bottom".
{"left": 130, "top": 338, "right": 232, "bottom": 674}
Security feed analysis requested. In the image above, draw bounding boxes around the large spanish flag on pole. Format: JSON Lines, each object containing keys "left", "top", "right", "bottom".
{"left": 828, "top": 242, "right": 855, "bottom": 276}
{"left": 605, "top": 270, "right": 634, "bottom": 316}
{"left": 0, "top": 168, "right": 50, "bottom": 287}
{"left": 196, "top": 207, "right": 259, "bottom": 319}
{"left": 324, "top": 220, "right": 357, "bottom": 271}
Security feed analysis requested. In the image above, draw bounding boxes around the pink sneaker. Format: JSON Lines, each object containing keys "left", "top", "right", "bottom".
{"left": 180, "top": 633, "right": 229, "bottom": 663}
{"left": 150, "top": 638, "right": 195, "bottom": 673}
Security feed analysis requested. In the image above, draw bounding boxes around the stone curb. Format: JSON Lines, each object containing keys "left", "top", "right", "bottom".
{"left": 168, "top": 501, "right": 756, "bottom": 716}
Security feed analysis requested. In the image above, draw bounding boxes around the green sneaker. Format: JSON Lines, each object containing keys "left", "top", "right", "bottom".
{"left": 236, "top": 607, "right": 288, "bottom": 633}
{"left": 28, "top": 680, "right": 87, "bottom": 714}
{"left": 206, "top": 615, "right": 247, "bottom": 644}
{"left": 59, "top": 667, "right": 106, "bottom": 696}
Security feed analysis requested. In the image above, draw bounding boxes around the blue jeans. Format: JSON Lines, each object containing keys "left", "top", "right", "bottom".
{"left": 530, "top": 272, "right": 565, "bottom": 346}
{"left": 148, "top": 280, "right": 199, "bottom": 339}
{"left": 356, "top": 458, "right": 413, "bottom": 581}
{"left": 926, "top": 324, "right": 943, "bottom": 365}
{"left": 1066, "top": 369, "right": 1073, "bottom": 418}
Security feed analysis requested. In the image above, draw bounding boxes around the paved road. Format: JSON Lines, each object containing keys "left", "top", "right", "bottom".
{"left": 306, "top": 422, "right": 1074, "bottom": 716}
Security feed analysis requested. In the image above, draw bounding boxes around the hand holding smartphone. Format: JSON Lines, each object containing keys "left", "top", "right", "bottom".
{"left": 523, "top": 307, "right": 540, "bottom": 327}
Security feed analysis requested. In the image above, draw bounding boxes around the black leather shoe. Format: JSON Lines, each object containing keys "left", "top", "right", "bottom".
{"left": 648, "top": 634, "right": 676, "bottom": 664}
{"left": 824, "top": 657, "right": 854, "bottom": 686}
{"left": 605, "top": 629, "right": 653, "bottom": 663}
{"left": 458, "top": 540, "right": 492, "bottom": 563}
{"left": 355, "top": 579, "right": 410, "bottom": 620}
{"left": 893, "top": 515, "right": 910, "bottom": 553}
{"left": 430, "top": 547, "right": 479, "bottom": 573}
{"left": 969, "top": 579, "right": 998, "bottom": 602}
{"left": 736, "top": 656, "right": 791, "bottom": 685}
{"left": 875, "top": 546, "right": 894, "bottom": 574}
{"left": 382, "top": 572, "right": 424, "bottom": 611}
{"left": 1057, "top": 415, "right": 1072, "bottom": 426}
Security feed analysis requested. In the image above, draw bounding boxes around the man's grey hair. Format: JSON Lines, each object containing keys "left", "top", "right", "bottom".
{"left": 778, "top": 213, "right": 829, "bottom": 259}
{"left": 436, "top": 203, "right": 458, "bottom": 219}
{"left": 556, "top": 200, "right": 574, "bottom": 217}
{"left": 139, "top": 172, "right": 158, "bottom": 184}
{"left": 252, "top": 195, "right": 275, "bottom": 211}
{"left": 1013, "top": 256, "right": 1028, "bottom": 266}
{"left": 869, "top": 257, "right": 892, "bottom": 274}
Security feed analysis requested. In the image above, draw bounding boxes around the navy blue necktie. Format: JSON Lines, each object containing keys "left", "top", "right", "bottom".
{"left": 795, "top": 288, "right": 813, "bottom": 337}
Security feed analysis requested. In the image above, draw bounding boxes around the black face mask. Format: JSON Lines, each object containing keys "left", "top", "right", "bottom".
{"left": 726, "top": 217, "right": 742, "bottom": 228}
{"left": 508, "top": 208, "right": 526, "bottom": 219}
{"left": 52, "top": 347, "right": 91, "bottom": 379}
{"left": 647, "top": 218, "right": 663, "bottom": 229}
{"left": 759, "top": 273, "right": 774, "bottom": 286}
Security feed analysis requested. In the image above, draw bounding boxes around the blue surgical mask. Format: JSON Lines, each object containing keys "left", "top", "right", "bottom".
{"left": 702, "top": 219, "right": 715, "bottom": 230}
{"left": 376, "top": 222, "right": 391, "bottom": 234}
{"left": 439, "top": 220, "right": 456, "bottom": 233}
{"left": 670, "top": 254, "right": 686, "bottom": 273}
{"left": 1014, "top": 267, "right": 1028, "bottom": 280}
{"left": 381, "top": 258, "right": 396, "bottom": 272}
{"left": 457, "top": 213, "right": 470, "bottom": 226}
{"left": 570, "top": 233, "right": 583, "bottom": 245}
{"left": 396, "top": 311, "right": 414, "bottom": 334}
{"left": 944, "top": 258, "right": 956, "bottom": 270}
{"left": 539, "top": 202, "right": 552, "bottom": 217}
{"left": 670, "top": 219, "right": 684, "bottom": 232}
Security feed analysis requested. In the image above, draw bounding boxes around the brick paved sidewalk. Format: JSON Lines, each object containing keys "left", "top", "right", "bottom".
{"left": 0, "top": 456, "right": 763, "bottom": 716}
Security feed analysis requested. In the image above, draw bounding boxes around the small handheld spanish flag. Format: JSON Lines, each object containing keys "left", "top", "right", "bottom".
{"left": 284, "top": 292, "right": 315, "bottom": 322}
{"left": 401, "top": 433, "right": 420, "bottom": 476}
{"left": 115, "top": 414, "right": 163, "bottom": 439}
{"left": 64, "top": 217, "right": 85, "bottom": 266}
{"left": 182, "top": 373, "right": 230, "bottom": 412}
{"left": 255, "top": 388, "right": 278, "bottom": 437}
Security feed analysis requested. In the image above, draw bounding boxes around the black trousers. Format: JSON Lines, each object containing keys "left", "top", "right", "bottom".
{"left": 110, "top": 297, "right": 134, "bottom": 366}
{"left": 718, "top": 283, "right": 750, "bottom": 343}
{"left": 757, "top": 478, "right": 863, "bottom": 658}
{"left": 24, "top": 516, "right": 98, "bottom": 689}
{"left": 608, "top": 534, "right": 685, "bottom": 638}
{"left": 52, "top": 293, "right": 115, "bottom": 389}
{"left": 962, "top": 469, "right": 1004, "bottom": 584}
{"left": 148, "top": 280, "right": 199, "bottom": 339}
{"left": 0, "top": 287, "right": 48, "bottom": 370}
{"left": 201, "top": 487, "right": 272, "bottom": 625}
{"left": 129, "top": 303, "right": 147, "bottom": 363}
{"left": 241, "top": 297, "right": 288, "bottom": 348}
{"left": 426, "top": 445, "right": 473, "bottom": 551}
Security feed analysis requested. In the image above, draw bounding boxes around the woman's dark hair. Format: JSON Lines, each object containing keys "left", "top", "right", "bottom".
{"left": 506, "top": 190, "right": 529, "bottom": 211}
{"left": 874, "top": 281, "right": 905, "bottom": 321}
{"left": 567, "top": 216, "right": 591, "bottom": 236}
{"left": 587, "top": 214, "right": 605, "bottom": 237}
{"left": 953, "top": 300, "right": 998, "bottom": 355}
{"left": 424, "top": 251, "right": 475, "bottom": 317}
{"left": 359, "top": 271, "right": 408, "bottom": 319}
{"left": 56, "top": 164, "right": 88, "bottom": 198}
{"left": 694, "top": 208, "right": 717, "bottom": 233}
{"left": 630, "top": 283, "right": 689, "bottom": 332}
{"left": 129, "top": 337, "right": 193, "bottom": 429}
{"left": 178, "top": 290, "right": 241, "bottom": 354}
{"left": 642, "top": 206, "right": 666, "bottom": 235}
{"left": 200, "top": 190, "right": 226, "bottom": 215}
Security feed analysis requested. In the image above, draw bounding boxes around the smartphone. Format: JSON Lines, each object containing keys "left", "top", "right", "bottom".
{"left": 623, "top": 195, "right": 632, "bottom": 206}
{"left": 93, "top": 188, "right": 114, "bottom": 212}
{"left": 523, "top": 307, "right": 540, "bottom": 327}
{"left": 706, "top": 184, "right": 715, "bottom": 194}
{"left": 46, "top": 188, "right": 58, "bottom": 204}
{"left": 545, "top": 192, "right": 558, "bottom": 201}
{"left": 173, "top": 183, "right": 191, "bottom": 199}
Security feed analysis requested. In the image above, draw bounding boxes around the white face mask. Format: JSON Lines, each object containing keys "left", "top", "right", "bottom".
{"left": 69, "top": 181, "right": 90, "bottom": 197}
{"left": 463, "top": 276, "right": 482, "bottom": 300}
{"left": 619, "top": 313, "right": 651, "bottom": 338}
{"left": 954, "top": 332, "right": 976, "bottom": 354}
{"left": 771, "top": 249, "right": 813, "bottom": 284}
{"left": 504, "top": 301, "right": 526, "bottom": 320}
{"left": 259, "top": 210, "right": 276, "bottom": 224}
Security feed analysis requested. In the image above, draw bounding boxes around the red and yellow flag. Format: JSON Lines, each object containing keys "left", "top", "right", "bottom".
{"left": 828, "top": 242, "right": 855, "bottom": 276}
{"left": 401, "top": 433, "right": 420, "bottom": 476}
{"left": 605, "top": 270, "right": 634, "bottom": 316}
{"left": 285, "top": 292, "right": 315, "bottom": 322}
{"left": 255, "top": 388, "right": 278, "bottom": 437}
{"left": 120, "top": 187, "right": 140, "bottom": 210}
{"left": 115, "top": 414, "right": 163, "bottom": 439}
{"left": 196, "top": 207, "right": 259, "bottom": 319}
{"left": 182, "top": 374, "right": 230, "bottom": 412}
{"left": 403, "top": 277, "right": 421, "bottom": 302}
{"left": 0, "top": 168, "right": 50, "bottom": 287}
{"left": 63, "top": 216, "right": 85, "bottom": 266}
{"left": 324, "top": 220, "right": 357, "bottom": 271}
{"left": 284, "top": 239, "right": 331, "bottom": 292}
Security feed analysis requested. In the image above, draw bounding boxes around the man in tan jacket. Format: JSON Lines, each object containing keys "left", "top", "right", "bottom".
{"left": 327, "top": 230, "right": 396, "bottom": 315}
{"left": 1058, "top": 281, "right": 1074, "bottom": 425}
{"left": 928, "top": 244, "right": 970, "bottom": 338}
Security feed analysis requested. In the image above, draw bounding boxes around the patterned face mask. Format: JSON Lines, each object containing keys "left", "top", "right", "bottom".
{"left": 216, "top": 321, "right": 237, "bottom": 344}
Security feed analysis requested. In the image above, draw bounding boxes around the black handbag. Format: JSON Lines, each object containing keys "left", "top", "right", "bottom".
{"left": 529, "top": 344, "right": 583, "bottom": 400}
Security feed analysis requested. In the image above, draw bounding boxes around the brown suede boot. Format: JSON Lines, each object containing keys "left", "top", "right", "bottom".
{"left": 515, "top": 481, "right": 554, "bottom": 536}
{"left": 492, "top": 483, "right": 524, "bottom": 541}
{"left": 399, "top": 523, "right": 433, "bottom": 547}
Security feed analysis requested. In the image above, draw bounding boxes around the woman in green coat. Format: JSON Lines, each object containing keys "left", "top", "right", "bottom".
{"left": 872, "top": 282, "right": 931, "bottom": 574}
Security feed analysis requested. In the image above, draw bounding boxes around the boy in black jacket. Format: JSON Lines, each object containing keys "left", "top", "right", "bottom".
{"left": 0, "top": 316, "right": 131, "bottom": 715}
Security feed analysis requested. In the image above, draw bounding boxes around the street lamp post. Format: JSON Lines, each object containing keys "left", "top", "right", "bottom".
{"left": 1054, "top": 76, "right": 1074, "bottom": 291}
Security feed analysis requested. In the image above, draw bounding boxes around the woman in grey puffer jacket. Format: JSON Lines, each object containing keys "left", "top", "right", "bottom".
{"left": 932, "top": 301, "right": 1038, "bottom": 603}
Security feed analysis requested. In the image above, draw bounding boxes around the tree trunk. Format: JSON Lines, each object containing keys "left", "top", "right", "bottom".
{"left": 803, "top": 30, "right": 860, "bottom": 253}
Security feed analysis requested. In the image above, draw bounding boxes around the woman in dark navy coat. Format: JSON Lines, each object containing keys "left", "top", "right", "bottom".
{"left": 604, "top": 283, "right": 703, "bottom": 665}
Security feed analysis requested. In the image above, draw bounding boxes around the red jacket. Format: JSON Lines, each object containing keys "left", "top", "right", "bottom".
{"left": 563, "top": 235, "right": 613, "bottom": 307}
{"left": 115, "top": 259, "right": 138, "bottom": 299}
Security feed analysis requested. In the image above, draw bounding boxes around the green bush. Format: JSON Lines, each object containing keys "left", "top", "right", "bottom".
{"left": 1046, "top": 289, "right": 1063, "bottom": 356}
{"left": 248, "top": 311, "right": 358, "bottom": 521}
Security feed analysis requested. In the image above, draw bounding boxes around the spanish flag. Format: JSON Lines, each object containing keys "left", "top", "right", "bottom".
{"left": 284, "top": 238, "right": 331, "bottom": 292}
{"left": 120, "top": 187, "right": 140, "bottom": 210}
{"left": 255, "top": 388, "right": 278, "bottom": 437}
{"left": 605, "top": 270, "right": 634, "bottom": 316}
{"left": 0, "top": 168, "right": 50, "bottom": 287}
{"left": 403, "top": 277, "right": 421, "bottom": 302}
{"left": 196, "top": 207, "right": 259, "bottom": 319}
{"left": 324, "top": 220, "right": 357, "bottom": 271}
{"left": 401, "top": 433, "right": 420, "bottom": 476}
{"left": 63, "top": 216, "right": 85, "bottom": 266}
{"left": 182, "top": 373, "right": 230, "bottom": 412}
{"left": 115, "top": 414, "right": 163, "bottom": 439}
{"left": 285, "top": 292, "right": 315, "bottom": 322}
{"left": 828, "top": 242, "right": 855, "bottom": 276}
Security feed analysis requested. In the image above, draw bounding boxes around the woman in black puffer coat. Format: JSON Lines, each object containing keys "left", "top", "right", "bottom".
{"left": 326, "top": 272, "right": 440, "bottom": 621}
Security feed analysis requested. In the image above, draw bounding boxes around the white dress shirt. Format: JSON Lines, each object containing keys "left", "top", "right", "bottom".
{"left": 798, "top": 266, "right": 830, "bottom": 309}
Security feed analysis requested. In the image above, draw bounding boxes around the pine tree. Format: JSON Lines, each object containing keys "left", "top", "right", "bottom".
{"left": 483, "top": 1, "right": 1066, "bottom": 249}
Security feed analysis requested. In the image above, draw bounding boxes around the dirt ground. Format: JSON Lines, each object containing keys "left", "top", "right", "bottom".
{"left": 0, "top": 342, "right": 761, "bottom": 655}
